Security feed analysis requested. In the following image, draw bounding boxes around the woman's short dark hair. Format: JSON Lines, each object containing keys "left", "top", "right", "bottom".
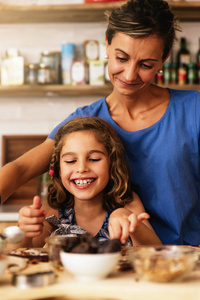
{"left": 105, "top": 0, "right": 180, "bottom": 60}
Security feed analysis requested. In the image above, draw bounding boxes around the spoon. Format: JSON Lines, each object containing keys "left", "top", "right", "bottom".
{"left": 0, "top": 226, "right": 25, "bottom": 244}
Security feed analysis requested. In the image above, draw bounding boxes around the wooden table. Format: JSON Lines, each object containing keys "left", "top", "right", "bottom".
{"left": 1, "top": 255, "right": 200, "bottom": 300}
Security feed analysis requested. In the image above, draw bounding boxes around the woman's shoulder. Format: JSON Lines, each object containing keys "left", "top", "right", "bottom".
{"left": 74, "top": 97, "right": 107, "bottom": 116}
{"left": 168, "top": 88, "right": 200, "bottom": 100}
{"left": 168, "top": 88, "right": 200, "bottom": 111}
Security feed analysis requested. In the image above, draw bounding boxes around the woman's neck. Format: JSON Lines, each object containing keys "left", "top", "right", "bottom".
{"left": 106, "top": 84, "right": 170, "bottom": 131}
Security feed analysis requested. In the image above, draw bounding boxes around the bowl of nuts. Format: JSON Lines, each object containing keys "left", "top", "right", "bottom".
{"left": 130, "top": 245, "right": 199, "bottom": 283}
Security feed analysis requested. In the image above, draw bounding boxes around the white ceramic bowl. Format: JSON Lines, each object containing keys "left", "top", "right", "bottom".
{"left": 60, "top": 251, "right": 120, "bottom": 281}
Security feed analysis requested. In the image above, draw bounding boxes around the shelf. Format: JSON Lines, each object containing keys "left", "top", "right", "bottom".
{"left": 0, "top": 84, "right": 113, "bottom": 97}
{"left": 0, "top": 84, "right": 199, "bottom": 98}
{"left": 0, "top": 2, "right": 122, "bottom": 23}
{"left": 170, "top": 1, "right": 200, "bottom": 22}
{"left": 0, "top": 1, "right": 199, "bottom": 24}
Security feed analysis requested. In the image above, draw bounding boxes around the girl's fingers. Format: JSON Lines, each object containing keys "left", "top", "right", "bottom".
{"left": 19, "top": 223, "right": 44, "bottom": 238}
{"left": 127, "top": 213, "right": 138, "bottom": 232}
{"left": 19, "top": 205, "right": 46, "bottom": 218}
{"left": 108, "top": 224, "right": 114, "bottom": 239}
{"left": 18, "top": 215, "right": 45, "bottom": 226}
{"left": 137, "top": 213, "right": 150, "bottom": 222}
{"left": 120, "top": 221, "right": 130, "bottom": 244}
{"left": 25, "top": 231, "right": 42, "bottom": 238}
{"left": 31, "top": 195, "right": 42, "bottom": 210}
{"left": 19, "top": 223, "right": 44, "bottom": 232}
{"left": 108, "top": 221, "right": 122, "bottom": 240}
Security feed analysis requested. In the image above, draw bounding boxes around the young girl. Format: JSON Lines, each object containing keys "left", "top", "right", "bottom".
{"left": 17, "top": 117, "right": 161, "bottom": 248}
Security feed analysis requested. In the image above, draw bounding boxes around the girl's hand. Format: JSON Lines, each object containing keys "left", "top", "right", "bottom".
{"left": 108, "top": 208, "right": 149, "bottom": 244}
{"left": 18, "top": 195, "right": 46, "bottom": 238}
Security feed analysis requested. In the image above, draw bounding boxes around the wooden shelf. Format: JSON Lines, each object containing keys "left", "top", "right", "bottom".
{"left": 0, "top": 1, "right": 199, "bottom": 24}
{"left": 170, "top": 1, "right": 200, "bottom": 22}
{"left": 0, "top": 2, "right": 122, "bottom": 23}
{"left": 0, "top": 84, "right": 199, "bottom": 98}
{"left": 0, "top": 84, "right": 113, "bottom": 97}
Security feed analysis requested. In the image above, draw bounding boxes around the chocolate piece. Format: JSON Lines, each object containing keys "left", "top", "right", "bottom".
{"left": 70, "top": 242, "right": 90, "bottom": 254}
{"left": 98, "top": 239, "right": 121, "bottom": 254}
{"left": 62, "top": 236, "right": 81, "bottom": 252}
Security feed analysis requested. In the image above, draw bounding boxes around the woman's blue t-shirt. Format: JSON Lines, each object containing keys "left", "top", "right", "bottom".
{"left": 48, "top": 89, "right": 200, "bottom": 245}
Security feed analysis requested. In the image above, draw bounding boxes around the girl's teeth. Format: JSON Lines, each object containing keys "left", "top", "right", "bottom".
{"left": 74, "top": 179, "right": 93, "bottom": 186}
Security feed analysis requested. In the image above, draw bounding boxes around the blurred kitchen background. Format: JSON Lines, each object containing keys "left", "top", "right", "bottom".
{"left": 0, "top": 0, "right": 200, "bottom": 215}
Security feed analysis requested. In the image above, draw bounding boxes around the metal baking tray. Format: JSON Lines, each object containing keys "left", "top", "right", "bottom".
{"left": 12, "top": 270, "right": 55, "bottom": 289}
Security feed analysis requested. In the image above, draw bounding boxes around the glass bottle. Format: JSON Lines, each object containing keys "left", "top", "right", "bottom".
{"left": 176, "top": 37, "right": 190, "bottom": 69}
{"left": 187, "top": 62, "right": 197, "bottom": 84}
{"left": 197, "top": 62, "right": 200, "bottom": 84}
{"left": 163, "top": 62, "right": 171, "bottom": 85}
{"left": 178, "top": 64, "right": 187, "bottom": 85}
{"left": 170, "top": 63, "right": 178, "bottom": 85}
{"left": 197, "top": 38, "right": 200, "bottom": 65}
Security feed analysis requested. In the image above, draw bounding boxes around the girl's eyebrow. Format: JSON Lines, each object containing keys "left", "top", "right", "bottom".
{"left": 61, "top": 150, "right": 106, "bottom": 158}
{"left": 115, "top": 48, "right": 159, "bottom": 62}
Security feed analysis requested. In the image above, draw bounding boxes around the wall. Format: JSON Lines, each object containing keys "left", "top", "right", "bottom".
{"left": 0, "top": 20, "right": 199, "bottom": 167}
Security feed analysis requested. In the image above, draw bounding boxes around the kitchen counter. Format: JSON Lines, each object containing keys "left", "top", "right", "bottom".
{"left": 0, "top": 205, "right": 23, "bottom": 222}
{"left": 1, "top": 253, "right": 200, "bottom": 300}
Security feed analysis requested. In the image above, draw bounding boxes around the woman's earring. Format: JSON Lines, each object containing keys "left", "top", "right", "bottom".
{"left": 105, "top": 54, "right": 109, "bottom": 59}
{"left": 157, "top": 69, "right": 163, "bottom": 74}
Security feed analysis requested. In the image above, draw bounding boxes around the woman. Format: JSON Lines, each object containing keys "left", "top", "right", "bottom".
{"left": 1, "top": 0, "right": 200, "bottom": 245}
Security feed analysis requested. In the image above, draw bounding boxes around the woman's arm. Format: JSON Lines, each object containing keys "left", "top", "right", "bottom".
{"left": 0, "top": 139, "right": 55, "bottom": 204}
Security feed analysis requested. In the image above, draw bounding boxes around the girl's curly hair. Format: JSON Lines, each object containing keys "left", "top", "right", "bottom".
{"left": 48, "top": 117, "right": 133, "bottom": 212}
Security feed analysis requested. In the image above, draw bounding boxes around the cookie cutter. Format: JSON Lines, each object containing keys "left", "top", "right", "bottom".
{"left": 12, "top": 270, "right": 55, "bottom": 289}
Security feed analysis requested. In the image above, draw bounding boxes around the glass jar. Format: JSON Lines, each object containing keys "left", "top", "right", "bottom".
{"left": 40, "top": 51, "right": 61, "bottom": 84}
{"left": 38, "top": 63, "right": 52, "bottom": 84}
{"left": 24, "top": 63, "right": 38, "bottom": 85}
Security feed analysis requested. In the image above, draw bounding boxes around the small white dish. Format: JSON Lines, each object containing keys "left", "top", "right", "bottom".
{"left": 60, "top": 251, "right": 120, "bottom": 282}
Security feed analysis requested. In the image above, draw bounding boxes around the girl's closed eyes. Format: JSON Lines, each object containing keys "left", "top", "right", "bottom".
{"left": 64, "top": 158, "right": 102, "bottom": 164}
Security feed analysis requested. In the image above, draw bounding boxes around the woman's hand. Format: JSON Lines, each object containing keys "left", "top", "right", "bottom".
{"left": 18, "top": 195, "right": 46, "bottom": 239}
{"left": 108, "top": 207, "right": 150, "bottom": 244}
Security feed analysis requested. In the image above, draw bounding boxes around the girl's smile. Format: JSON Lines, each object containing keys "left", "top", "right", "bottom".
{"left": 72, "top": 177, "right": 96, "bottom": 188}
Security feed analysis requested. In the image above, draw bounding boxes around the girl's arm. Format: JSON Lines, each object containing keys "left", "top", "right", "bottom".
{"left": 0, "top": 139, "right": 55, "bottom": 204}
{"left": 109, "top": 192, "right": 162, "bottom": 245}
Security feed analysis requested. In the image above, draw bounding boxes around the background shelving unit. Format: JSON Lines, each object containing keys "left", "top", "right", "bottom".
{"left": 0, "top": 1, "right": 200, "bottom": 23}
{"left": 0, "top": 1, "right": 199, "bottom": 97}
